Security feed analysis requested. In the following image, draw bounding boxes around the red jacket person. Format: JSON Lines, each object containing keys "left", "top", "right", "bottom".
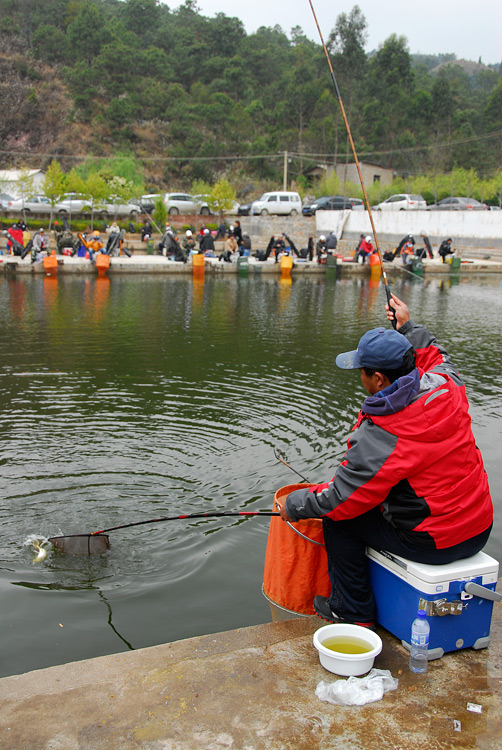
{"left": 279, "top": 294, "right": 493, "bottom": 628}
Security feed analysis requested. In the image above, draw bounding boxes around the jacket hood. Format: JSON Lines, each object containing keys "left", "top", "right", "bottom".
{"left": 362, "top": 369, "right": 466, "bottom": 442}
{"left": 362, "top": 368, "right": 420, "bottom": 416}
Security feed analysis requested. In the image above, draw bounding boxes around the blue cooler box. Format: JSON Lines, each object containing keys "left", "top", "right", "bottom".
{"left": 367, "top": 549, "right": 500, "bottom": 660}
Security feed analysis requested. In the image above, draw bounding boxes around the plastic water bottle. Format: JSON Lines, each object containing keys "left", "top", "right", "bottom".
{"left": 409, "top": 609, "right": 430, "bottom": 673}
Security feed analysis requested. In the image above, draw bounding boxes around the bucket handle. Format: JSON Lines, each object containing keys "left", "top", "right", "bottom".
{"left": 274, "top": 500, "right": 325, "bottom": 547}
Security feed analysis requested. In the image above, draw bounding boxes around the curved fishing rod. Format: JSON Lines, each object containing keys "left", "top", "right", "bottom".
{"left": 49, "top": 510, "right": 280, "bottom": 554}
{"left": 91, "top": 510, "right": 279, "bottom": 535}
{"left": 307, "top": 0, "right": 396, "bottom": 327}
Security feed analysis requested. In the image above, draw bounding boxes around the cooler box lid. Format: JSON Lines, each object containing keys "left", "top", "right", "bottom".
{"left": 366, "top": 548, "right": 498, "bottom": 587}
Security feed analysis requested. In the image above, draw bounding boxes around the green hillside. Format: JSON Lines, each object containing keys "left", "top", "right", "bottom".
{"left": 0, "top": 0, "right": 501, "bottom": 193}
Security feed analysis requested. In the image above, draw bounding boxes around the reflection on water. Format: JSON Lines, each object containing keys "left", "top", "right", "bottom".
{"left": 0, "top": 273, "right": 501, "bottom": 677}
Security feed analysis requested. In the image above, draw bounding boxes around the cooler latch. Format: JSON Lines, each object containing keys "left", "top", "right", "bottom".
{"left": 419, "top": 598, "right": 464, "bottom": 616}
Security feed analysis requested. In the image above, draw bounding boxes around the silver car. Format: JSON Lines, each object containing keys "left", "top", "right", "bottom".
{"left": 57, "top": 193, "right": 140, "bottom": 220}
{"left": 7, "top": 194, "right": 54, "bottom": 213}
{"left": 429, "top": 196, "right": 488, "bottom": 211}
{"left": 372, "top": 194, "right": 427, "bottom": 211}
{"left": 164, "top": 193, "right": 210, "bottom": 216}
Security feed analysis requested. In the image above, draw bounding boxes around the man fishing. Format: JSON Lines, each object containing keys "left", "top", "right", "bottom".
{"left": 278, "top": 294, "right": 493, "bottom": 629}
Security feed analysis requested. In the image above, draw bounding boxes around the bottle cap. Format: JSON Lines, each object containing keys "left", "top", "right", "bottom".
{"left": 417, "top": 609, "right": 427, "bottom": 617}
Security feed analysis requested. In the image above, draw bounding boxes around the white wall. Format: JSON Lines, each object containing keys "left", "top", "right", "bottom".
{"left": 317, "top": 209, "right": 502, "bottom": 247}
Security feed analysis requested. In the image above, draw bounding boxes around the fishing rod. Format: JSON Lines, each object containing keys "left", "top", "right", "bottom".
{"left": 49, "top": 510, "right": 280, "bottom": 554}
{"left": 273, "top": 447, "right": 310, "bottom": 483}
{"left": 307, "top": 0, "right": 396, "bottom": 327}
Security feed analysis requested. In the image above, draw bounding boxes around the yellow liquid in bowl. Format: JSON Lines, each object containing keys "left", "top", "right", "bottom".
{"left": 321, "top": 636, "right": 372, "bottom": 654}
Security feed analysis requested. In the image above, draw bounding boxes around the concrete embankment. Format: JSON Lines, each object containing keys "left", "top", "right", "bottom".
{"left": 0, "top": 583, "right": 501, "bottom": 749}
{"left": 2, "top": 252, "right": 502, "bottom": 277}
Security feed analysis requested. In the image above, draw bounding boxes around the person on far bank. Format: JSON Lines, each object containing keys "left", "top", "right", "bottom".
{"left": 182, "top": 229, "right": 196, "bottom": 257}
{"left": 273, "top": 234, "right": 286, "bottom": 263}
{"left": 278, "top": 293, "right": 493, "bottom": 629}
{"left": 233, "top": 220, "right": 243, "bottom": 248}
{"left": 316, "top": 235, "right": 327, "bottom": 264}
{"left": 326, "top": 231, "right": 338, "bottom": 252}
{"left": 200, "top": 228, "right": 215, "bottom": 255}
{"left": 219, "top": 232, "right": 238, "bottom": 262}
{"left": 438, "top": 237, "right": 454, "bottom": 263}
{"left": 356, "top": 235, "right": 373, "bottom": 263}
{"left": 141, "top": 220, "right": 153, "bottom": 242}
{"left": 32, "top": 227, "right": 50, "bottom": 261}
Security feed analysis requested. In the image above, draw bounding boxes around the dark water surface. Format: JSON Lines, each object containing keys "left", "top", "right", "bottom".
{"left": 1, "top": 272, "right": 501, "bottom": 677}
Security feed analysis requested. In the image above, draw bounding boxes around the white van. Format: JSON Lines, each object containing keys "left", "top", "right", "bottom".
{"left": 251, "top": 191, "right": 302, "bottom": 216}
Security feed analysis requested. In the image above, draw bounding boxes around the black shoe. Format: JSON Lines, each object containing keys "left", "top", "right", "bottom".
{"left": 313, "top": 595, "right": 376, "bottom": 630}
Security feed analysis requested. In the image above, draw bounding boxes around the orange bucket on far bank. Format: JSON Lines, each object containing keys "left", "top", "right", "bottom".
{"left": 263, "top": 484, "right": 331, "bottom": 618}
{"left": 42, "top": 254, "right": 58, "bottom": 275}
{"left": 369, "top": 252, "right": 380, "bottom": 267}
{"left": 95, "top": 252, "right": 111, "bottom": 277}
{"left": 280, "top": 255, "right": 293, "bottom": 277}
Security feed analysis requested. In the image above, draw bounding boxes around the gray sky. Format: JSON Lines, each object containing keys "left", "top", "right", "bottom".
{"left": 184, "top": 0, "right": 502, "bottom": 65}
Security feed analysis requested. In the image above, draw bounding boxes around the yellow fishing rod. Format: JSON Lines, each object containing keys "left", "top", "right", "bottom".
{"left": 307, "top": 0, "right": 396, "bottom": 325}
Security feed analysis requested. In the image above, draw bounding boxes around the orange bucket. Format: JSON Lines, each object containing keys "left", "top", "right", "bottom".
{"left": 263, "top": 484, "right": 331, "bottom": 617}
{"left": 95, "top": 253, "right": 110, "bottom": 277}
{"left": 43, "top": 255, "right": 58, "bottom": 275}
{"left": 369, "top": 252, "right": 380, "bottom": 267}
{"left": 280, "top": 255, "right": 293, "bottom": 277}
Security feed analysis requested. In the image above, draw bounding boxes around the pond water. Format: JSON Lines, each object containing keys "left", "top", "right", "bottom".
{"left": 0, "top": 272, "right": 501, "bottom": 678}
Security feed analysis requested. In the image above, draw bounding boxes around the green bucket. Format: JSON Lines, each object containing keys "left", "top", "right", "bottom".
{"left": 411, "top": 256, "right": 423, "bottom": 276}
{"left": 237, "top": 256, "right": 249, "bottom": 274}
{"left": 450, "top": 256, "right": 461, "bottom": 271}
{"left": 146, "top": 239, "right": 154, "bottom": 255}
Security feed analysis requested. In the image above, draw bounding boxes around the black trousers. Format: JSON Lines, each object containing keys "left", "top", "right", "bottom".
{"left": 322, "top": 508, "right": 491, "bottom": 623}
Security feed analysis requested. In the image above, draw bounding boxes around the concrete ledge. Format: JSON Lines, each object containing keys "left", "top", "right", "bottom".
{"left": 2, "top": 254, "right": 502, "bottom": 277}
{"left": 1, "top": 592, "right": 501, "bottom": 749}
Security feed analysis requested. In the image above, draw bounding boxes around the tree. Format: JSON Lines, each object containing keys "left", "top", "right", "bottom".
{"left": 66, "top": 1, "right": 106, "bottom": 64}
{"left": 365, "top": 35, "right": 415, "bottom": 169}
{"left": 82, "top": 172, "right": 108, "bottom": 231}
{"left": 43, "top": 159, "right": 66, "bottom": 228}
{"left": 153, "top": 194, "right": 167, "bottom": 230}
{"left": 208, "top": 178, "right": 236, "bottom": 216}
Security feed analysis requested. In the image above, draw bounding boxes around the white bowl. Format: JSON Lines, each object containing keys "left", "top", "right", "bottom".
{"left": 313, "top": 623, "right": 382, "bottom": 676}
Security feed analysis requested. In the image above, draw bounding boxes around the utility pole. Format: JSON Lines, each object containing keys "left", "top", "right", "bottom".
{"left": 283, "top": 151, "right": 288, "bottom": 190}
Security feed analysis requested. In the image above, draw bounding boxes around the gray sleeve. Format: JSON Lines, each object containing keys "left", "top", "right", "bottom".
{"left": 284, "top": 420, "right": 398, "bottom": 521}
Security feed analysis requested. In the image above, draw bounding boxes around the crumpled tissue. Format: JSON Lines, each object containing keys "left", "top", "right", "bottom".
{"left": 315, "top": 668, "right": 398, "bottom": 706}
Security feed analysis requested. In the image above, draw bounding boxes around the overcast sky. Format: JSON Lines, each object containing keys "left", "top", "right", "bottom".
{"left": 184, "top": 0, "right": 502, "bottom": 65}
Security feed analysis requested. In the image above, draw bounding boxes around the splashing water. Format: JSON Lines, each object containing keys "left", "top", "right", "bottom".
{"left": 23, "top": 534, "right": 51, "bottom": 563}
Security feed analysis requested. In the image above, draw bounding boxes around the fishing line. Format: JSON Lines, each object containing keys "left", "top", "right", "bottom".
{"left": 307, "top": 0, "right": 396, "bottom": 326}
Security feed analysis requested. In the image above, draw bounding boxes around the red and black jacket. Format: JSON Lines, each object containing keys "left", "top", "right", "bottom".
{"left": 285, "top": 320, "right": 493, "bottom": 549}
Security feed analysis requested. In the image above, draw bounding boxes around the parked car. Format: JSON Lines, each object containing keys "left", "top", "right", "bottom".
{"left": 372, "top": 194, "right": 426, "bottom": 211}
{"left": 251, "top": 191, "right": 302, "bottom": 216}
{"left": 7, "top": 194, "right": 54, "bottom": 213}
{"left": 0, "top": 193, "right": 14, "bottom": 210}
{"left": 56, "top": 192, "right": 89, "bottom": 215}
{"left": 303, "top": 195, "right": 364, "bottom": 215}
{"left": 302, "top": 196, "right": 336, "bottom": 216}
{"left": 237, "top": 201, "right": 254, "bottom": 216}
{"left": 163, "top": 193, "right": 210, "bottom": 215}
{"left": 101, "top": 196, "right": 140, "bottom": 220}
{"left": 57, "top": 193, "right": 140, "bottom": 220}
{"left": 349, "top": 198, "right": 365, "bottom": 210}
{"left": 428, "top": 196, "right": 489, "bottom": 211}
